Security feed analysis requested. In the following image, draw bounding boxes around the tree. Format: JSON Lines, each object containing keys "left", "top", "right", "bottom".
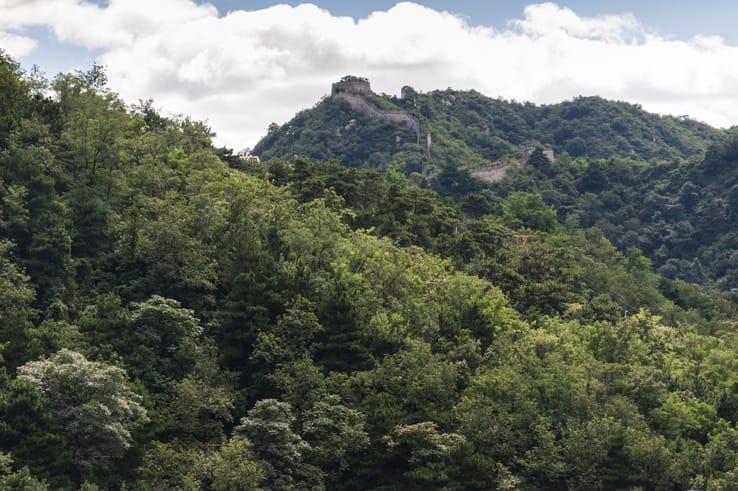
{"left": 359, "top": 340, "right": 464, "bottom": 434}
{"left": 17, "top": 349, "right": 148, "bottom": 486}
{"left": 650, "top": 393, "right": 717, "bottom": 442}
{"left": 1, "top": 119, "right": 72, "bottom": 309}
{"left": 0, "top": 49, "right": 29, "bottom": 147}
{"left": 234, "top": 399, "right": 323, "bottom": 490}
{"left": 0, "top": 453, "right": 48, "bottom": 491}
{"left": 127, "top": 295, "right": 203, "bottom": 391}
{"left": 210, "top": 438, "right": 266, "bottom": 491}
{"left": 383, "top": 421, "right": 469, "bottom": 489}
{"left": 0, "top": 370, "right": 71, "bottom": 489}
{"left": 0, "top": 240, "right": 36, "bottom": 368}
{"left": 118, "top": 204, "right": 218, "bottom": 311}
{"left": 133, "top": 442, "right": 208, "bottom": 491}
{"left": 52, "top": 68, "right": 129, "bottom": 182}
{"left": 301, "top": 395, "right": 369, "bottom": 481}
{"left": 455, "top": 366, "right": 539, "bottom": 463}
{"left": 502, "top": 192, "right": 557, "bottom": 232}
{"left": 86, "top": 295, "right": 236, "bottom": 443}
{"left": 527, "top": 147, "right": 550, "bottom": 169}
{"left": 163, "top": 339, "right": 235, "bottom": 444}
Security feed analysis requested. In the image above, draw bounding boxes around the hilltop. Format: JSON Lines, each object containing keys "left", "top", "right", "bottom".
{"left": 254, "top": 76, "right": 724, "bottom": 175}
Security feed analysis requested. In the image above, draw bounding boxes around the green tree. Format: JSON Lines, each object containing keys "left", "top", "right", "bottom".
{"left": 118, "top": 203, "right": 217, "bottom": 311}
{"left": 17, "top": 349, "right": 148, "bottom": 486}
{"left": 0, "top": 241, "right": 36, "bottom": 368}
{"left": 0, "top": 49, "right": 29, "bottom": 147}
{"left": 384, "top": 421, "right": 469, "bottom": 489}
{"left": 234, "top": 399, "right": 323, "bottom": 490}
{"left": 210, "top": 437, "right": 266, "bottom": 491}
{"left": 301, "top": 395, "right": 369, "bottom": 481}
{"left": 133, "top": 442, "right": 207, "bottom": 491}
{"left": 527, "top": 147, "right": 551, "bottom": 169}
{"left": 0, "top": 370, "right": 71, "bottom": 489}
{"left": 163, "top": 339, "right": 235, "bottom": 444}
{"left": 0, "top": 453, "right": 48, "bottom": 491}
{"left": 650, "top": 392, "right": 717, "bottom": 442}
{"left": 502, "top": 192, "right": 557, "bottom": 232}
{"left": 127, "top": 295, "right": 203, "bottom": 391}
{"left": 52, "top": 68, "right": 130, "bottom": 183}
{"left": 1, "top": 119, "right": 72, "bottom": 309}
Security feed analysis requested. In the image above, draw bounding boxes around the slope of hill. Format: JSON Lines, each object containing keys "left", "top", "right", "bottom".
{"left": 493, "top": 132, "right": 738, "bottom": 296}
{"left": 254, "top": 77, "right": 738, "bottom": 297}
{"left": 253, "top": 77, "right": 724, "bottom": 174}
{"left": 5, "top": 52, "right": 738, "bottom": 491}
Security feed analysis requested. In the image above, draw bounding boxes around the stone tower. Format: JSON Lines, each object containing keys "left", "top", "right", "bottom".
{"left": 331, "top": 75, "right": 372, "bottom": 96}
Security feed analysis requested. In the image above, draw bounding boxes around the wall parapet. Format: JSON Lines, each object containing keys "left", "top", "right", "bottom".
{"left": 333, "top": 91, "right": 420, "bottom": 144}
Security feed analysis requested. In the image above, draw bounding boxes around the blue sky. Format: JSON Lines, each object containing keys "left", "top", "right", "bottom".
{"left": 2, "top": 1, "right": 738, "bottom": 148}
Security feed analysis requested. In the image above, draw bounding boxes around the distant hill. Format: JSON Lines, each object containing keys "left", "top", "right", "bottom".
{"left": 253, "top": 76, "right": 724, "bottom": 175}
{"left": 493, "top": 131, "right": 738, "bottom": 295}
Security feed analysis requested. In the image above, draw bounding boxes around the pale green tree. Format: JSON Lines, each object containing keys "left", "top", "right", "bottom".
{"left": 384, "top": 421, "right": 469, "bottom": 488}
{"left": 234, "top": 399, "right": 323, "bottom": 490}
{"left": 0, "top": 453, "right": 47, "bottom": 491}
{"left": 210, "top": 437, "right": 265, "bottom": 491}
{"left": 17, "top": 349, "right": 148, "bottom": 485}
{"left": 302, "top": 395, "right": 369, "bottom": 481}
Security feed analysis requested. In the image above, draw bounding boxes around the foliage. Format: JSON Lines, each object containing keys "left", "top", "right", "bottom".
{"left": 255, "top": 87, "right": 722, "bottom": 178}
{"left": 0, "top": 453, "right": 48, "bottom": 491}
{"left": 17, "top": 350, "right": 148, "bottom": 486}
{"left": 2, "top": 50, "right": 738, "bottom": 490}
{"left": 234, "top": 399, "right": 323, "bottom": 490}
{"left": 492, "top": 134, "right": 738, "bottom": 297}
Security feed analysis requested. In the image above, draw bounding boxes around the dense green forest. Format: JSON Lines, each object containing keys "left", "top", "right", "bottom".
{"left": 256, "top": 79, "right": 738, "bottom": 299}
{"left": 490, "top": 134, "right": 738, "bottom": 297}
{"left": 5, "top": 51, "right": 738, "bottom": 490}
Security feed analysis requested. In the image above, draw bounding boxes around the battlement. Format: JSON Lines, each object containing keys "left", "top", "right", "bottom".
{"left": 329, "top": 76, "right": 420, "bottom": 143}
{"left": 331, "top": 75, "right": 372, "bottom": 96}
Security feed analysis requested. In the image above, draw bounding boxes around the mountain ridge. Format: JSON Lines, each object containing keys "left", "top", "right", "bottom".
{"left": 254, "top": 75, "right": 725, "bottom": 174}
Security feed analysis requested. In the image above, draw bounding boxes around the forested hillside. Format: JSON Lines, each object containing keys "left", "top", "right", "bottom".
{"left": 254, "top": 77, "right": 738, "bottom": 297}
{"left": 5, "top": 51, "right": 738, "bottom": 490}
{"left": 254, "top": 81, "right": 724, "bottom": 176}
{"left": 492, "top": 133, "right": 738, "bottom": 297}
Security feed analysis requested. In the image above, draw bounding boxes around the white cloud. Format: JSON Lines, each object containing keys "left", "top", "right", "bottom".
{"left": 0, "top": 31, "right": 36, "bottom": 58}
{"left": 2, "top": 0, "right": 738, "bottom": 149}
{"left": 511, "top": 2, "right": 642, "bottom": 42}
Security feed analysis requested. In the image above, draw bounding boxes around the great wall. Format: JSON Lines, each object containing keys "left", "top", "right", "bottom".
{"left": 329, "top": 76, "right": 552, "bottom": 182}
{"left": 469, "top": 161, "right": 517, "bottom": 182}
{"left": 331, "top": 76, "right": 421, "bottom": 144}
{"left": 469, "top": 146, "right": 554, "bottom": 182}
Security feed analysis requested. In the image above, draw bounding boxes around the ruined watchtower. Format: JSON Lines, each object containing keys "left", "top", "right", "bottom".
{"left": 331, "top": 75, "right": 372, "bottom": 96}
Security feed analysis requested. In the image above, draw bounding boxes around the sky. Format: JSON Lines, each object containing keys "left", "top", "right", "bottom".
{"left": 2, "top": 1, "right": 738, "bottom": 150}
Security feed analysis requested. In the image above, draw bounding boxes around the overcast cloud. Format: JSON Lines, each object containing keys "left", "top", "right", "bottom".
{"left": 2, "top": 0, "right": 738, "bottom": 150}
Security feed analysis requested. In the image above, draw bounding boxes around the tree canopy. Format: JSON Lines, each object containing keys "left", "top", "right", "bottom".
{"left": 2, "top": 50, "right": 738, "bottom": 490}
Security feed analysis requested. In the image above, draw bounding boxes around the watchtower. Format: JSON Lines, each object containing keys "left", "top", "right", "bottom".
{"left": 331, "top": 75, "right": 372, "bottom": 96}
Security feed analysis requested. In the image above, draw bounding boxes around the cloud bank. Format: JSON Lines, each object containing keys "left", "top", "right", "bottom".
{"left": 2, "top": 0, "right": 738, "bottom": 149}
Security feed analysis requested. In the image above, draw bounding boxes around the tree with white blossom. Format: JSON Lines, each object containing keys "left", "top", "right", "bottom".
{"left": 18, "top": 349, "right": 148, "bottom": 486}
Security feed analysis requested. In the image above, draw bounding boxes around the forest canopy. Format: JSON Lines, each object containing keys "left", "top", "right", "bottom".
{"left": 2, "top": 51, "right": 738, "bottom": 490}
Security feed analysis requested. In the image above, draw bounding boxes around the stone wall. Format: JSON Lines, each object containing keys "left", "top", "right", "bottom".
{"left": 334, "top": 92, "right": 421, "bottom": 144}
{"left": 331, "top": 76, "right": 372, "bottom": 96}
